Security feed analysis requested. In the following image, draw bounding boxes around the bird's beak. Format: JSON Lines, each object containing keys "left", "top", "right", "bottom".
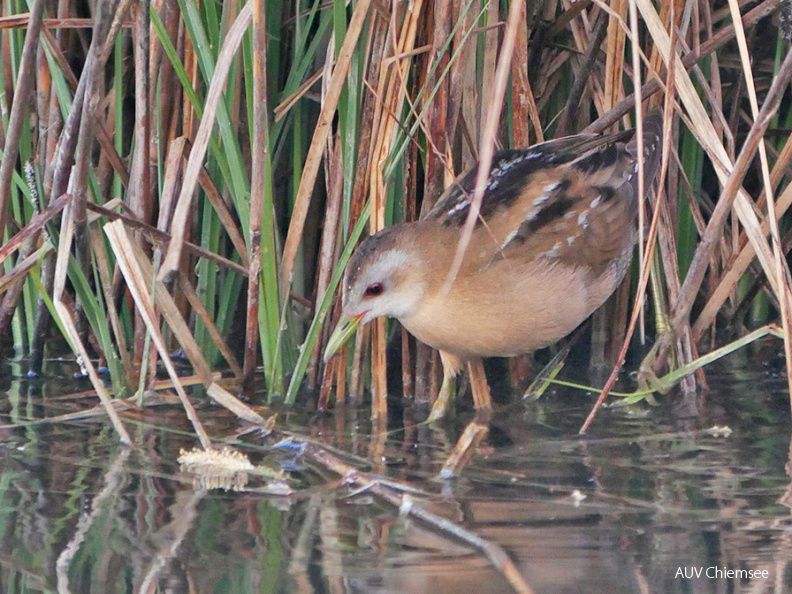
{"left": 324, "top": 312, "right": 364, "bottom": 362}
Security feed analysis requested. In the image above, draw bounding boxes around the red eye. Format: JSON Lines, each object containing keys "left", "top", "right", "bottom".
{"left": 364, "top": 283, "right": 383, "bottom": 297}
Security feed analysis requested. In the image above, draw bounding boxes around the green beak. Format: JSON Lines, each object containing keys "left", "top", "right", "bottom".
{"left": 324, "top": 312, "right": 363, "bottom": 362}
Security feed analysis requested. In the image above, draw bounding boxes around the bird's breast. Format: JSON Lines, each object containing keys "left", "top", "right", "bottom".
{"left": 398, "top": 259, "right": 618, "bottom": 359}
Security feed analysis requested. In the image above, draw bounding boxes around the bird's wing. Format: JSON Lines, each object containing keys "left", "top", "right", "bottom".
{"left": 425, "top": 114, "right": 663, "bottom": 274}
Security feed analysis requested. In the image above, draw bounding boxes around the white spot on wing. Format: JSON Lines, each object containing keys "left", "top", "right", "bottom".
{"left": 445, "top": 199, "right": 469, "bottom": 217}
{"left": 523, "top": 181, "right": 562, "bottom": 221}
{"left": 486, "top": 151, "right": 540, "bottom": 190}
{"left": 538, "top": 241, "right": 562, "bottom": 259}
{"left": 499, "top": 228, "right": 520, "bottom": 251}
{"left": 497, "top": 180, "right": 565, "bottom": 252}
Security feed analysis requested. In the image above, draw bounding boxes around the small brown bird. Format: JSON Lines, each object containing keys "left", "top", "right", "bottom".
{"left": 325, "top": 113, "right": 663, "bottom": 420}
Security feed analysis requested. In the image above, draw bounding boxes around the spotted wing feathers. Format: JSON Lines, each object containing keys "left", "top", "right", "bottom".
{"left": 427, "top": 113, "right": 663, "bottom": 274}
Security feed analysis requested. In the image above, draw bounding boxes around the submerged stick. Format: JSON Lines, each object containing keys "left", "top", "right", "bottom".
{"left": 304, "top": 442, "right": 536, "bottom": 594}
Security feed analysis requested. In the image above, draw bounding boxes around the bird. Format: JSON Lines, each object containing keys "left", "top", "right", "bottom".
{"left": 324, "top": 112, "right": 663, "bottom": 420}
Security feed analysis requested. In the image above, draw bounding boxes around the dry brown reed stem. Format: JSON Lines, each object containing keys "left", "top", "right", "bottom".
{"left": 273, "top": 68, "right": 323, "bottom": 122}
{"left": 0, "top": 16, "right": 126, "bottom": 29}
{"left": 628, "top": 0, "right": 648, "bottom": 343}
{"left": 423, "top": 0, "right": 451, "bottom": 212}
{"left": 547, "top": 0, "right": 593, "bottom": 39}
{"left": 510, "top": 10, "right": 531, "bottom": 144}
{"left": 310, "top": 139, "right": 344, "bottom": 388}
{"left": 54, "top": 201, "right": 132, "bottom": 444}
{"left": 280, "top": 0, "right": 372, "bottom": 304}
{"left": 85, "top": 201, "right": 249, "bottom": 276}
{"left": 638, "top": 0, "right": 780, "bottom": 311}
{"left": 349, "top": 15, "right": 386, "bottom": 228}
{"left": 585, "top": 0, "right": 785, "bottom": 134}
{"left": 197, "top": 168, "right": 250, "bottom": 268}
{"left": 105, "top": 220, "right": 212, "bottom": 449}
{"left": 176, "top": 273, "right": 243, "bottom": 379}
{"left": 461, "top": 5, "right": 485, "bottom": 153}
{"left": 439, "top": 419, "right": 489, "bottom": 479}
{"left": 366, "top": 0, "right": 426, "bottom": 422}
{"left": 160, "top": 3, "right": 252, "bottom": 281}
{"left": 727, "top": 0, "right": 792, "bottom": 403}
{"left": 443, "top": 0, "right": 525, "bottom": 294}
{"left": 694, "top": 180, "right": 792, "bottom": 340}
{"left": 38, "top": 23, "right": 131, "bottom": 189}
{"left": 0, "top": 244, "right": 52, "bottom": 295}
{"left": 0, "top": 0, "right": 44, "bottom": 238}
{"left": 129, "top": 0, "right": 150, "bottom": 223}
{"left": 671, "top": 48, "right": 792, "bottom": 333}
{"left": 580, "top": 108, "right": 672, "bottom": 434}
{"left": 245, "top": 0, "right": 268, "bottom": 388}
{"left": 88, "top": 223, "right": 135, "bottom": 387}
{"left": 102, "top": 0, "right": 135, "bottom": 58}
{"left": 0, "top": 194, "right": 71, "bottom": 266}
{"left": 603, "top": 0, "right": 627, "bottom": 112}
{"left": 557, "top": 9, "right": 608, "bottom": 137}
{"left": 481, "top": 0, "right": 499, "bottom": 144}
{"left": 155, "top": 139, "right": 187, "bottom": 246}
{"left": 304, "top": 442, "right": 536, "bottom": 594}
{"left": 72, "top": 0, "right": 119, "bottom": 337}
{"left": 130, "top": 0, "right": 150, "bottom": 373}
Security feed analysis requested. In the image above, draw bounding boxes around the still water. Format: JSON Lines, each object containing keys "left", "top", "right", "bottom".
{"left": 0, "top": 347, "right": 791, "bottom": 594}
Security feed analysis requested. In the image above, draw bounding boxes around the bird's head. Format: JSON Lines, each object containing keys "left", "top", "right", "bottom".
{"left": 324, "top": 225, "right": 427, "bottom": 361}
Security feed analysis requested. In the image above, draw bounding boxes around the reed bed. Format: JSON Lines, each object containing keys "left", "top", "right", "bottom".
{"left": 0, "top": 0, "right": 791, "bottom": 442}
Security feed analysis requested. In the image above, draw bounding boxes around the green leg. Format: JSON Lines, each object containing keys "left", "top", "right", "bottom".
{"left": 427, "top": 373, "right": 454, "bottom": 422}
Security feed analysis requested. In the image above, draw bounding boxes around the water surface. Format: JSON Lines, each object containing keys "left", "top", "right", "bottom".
{"left": 0, "top": 348, "right": 790, "bottom": 594}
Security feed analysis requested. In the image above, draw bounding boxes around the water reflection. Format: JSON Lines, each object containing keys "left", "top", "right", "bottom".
{"left": 0, "top": 355, "right": 791, "bottom": 593}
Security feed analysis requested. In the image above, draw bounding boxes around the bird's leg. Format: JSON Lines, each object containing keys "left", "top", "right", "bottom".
{"left": 467, "top": 357, "right": 492, "bottom": 413}
{"left": 427, "top": 350, "right": 463, "bottom": 422}
{"left": 427, "top": 372, "right": 454, "bottom": 422}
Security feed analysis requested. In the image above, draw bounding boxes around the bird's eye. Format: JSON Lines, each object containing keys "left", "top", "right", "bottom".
{"left": 364, "top": 283, "right": 383, "bottom": 297}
